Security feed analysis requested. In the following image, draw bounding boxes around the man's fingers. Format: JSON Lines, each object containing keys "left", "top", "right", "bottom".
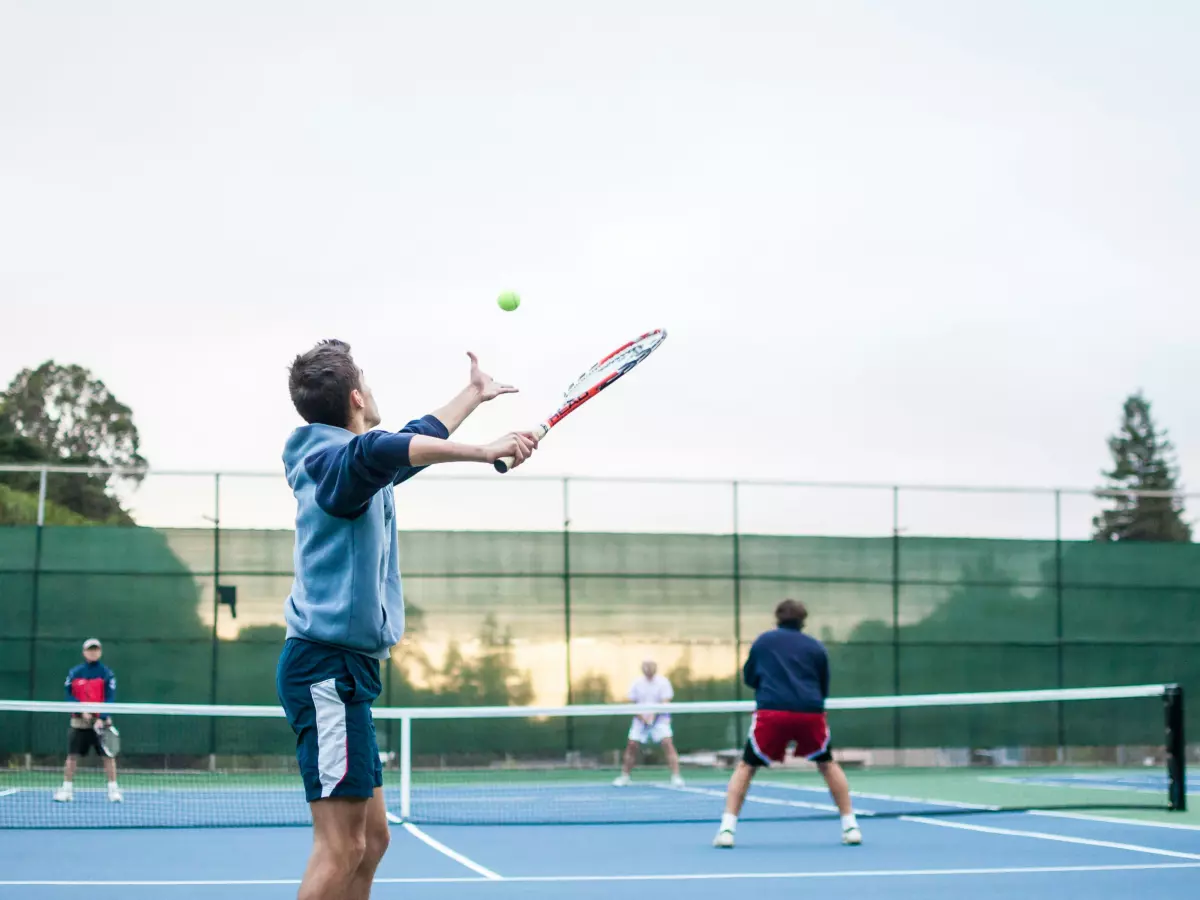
{"left": 467, "top": 351, "right": 479, "bottom": 365}
{"left": 495, "top": 429, "right": 539, "bottom": 470}
{"left": 495, "top": 384, "right": 519, "bottom": 395}
{"left": 509, "top": 432, "right": 538, "bottom": 467}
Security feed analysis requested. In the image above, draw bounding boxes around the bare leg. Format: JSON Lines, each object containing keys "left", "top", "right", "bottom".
{"left": 103, "top": 757, "right": 118, "bottom": 783}
{"left": 817, "top": 760, "right": 852, "bottom": 815}
{"left": 661, "top": 738, "right": 681, "bottom": 777}
{"left": 723, "top": 761, "right": 756, "bottom": 816}
{"left": 63, "top": 755, "right": 78, "bottom": 782}
{"left": 346, "top": 788, "right": 391, "bottom": 900}
{"left": 713, "top": 760, "right": 757, "bottom": 847}
{"left": 818, "top": 759, "right": 861, "bottom": 844}
{"left": 621, "top": 740, "right": 640, "bottom": 776}
{"left": 299, "top": 797, "right": 369, "bottom": 900}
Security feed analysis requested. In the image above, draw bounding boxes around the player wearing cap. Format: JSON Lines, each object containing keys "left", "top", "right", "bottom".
{"left": 612, "top": 660, "right": 685, "bottom": 787}
{"left": 53, "top": 638, "right": 121, "bottom": 803}
{"left": 713, "top": 599, "right": 861, "bottom": 848}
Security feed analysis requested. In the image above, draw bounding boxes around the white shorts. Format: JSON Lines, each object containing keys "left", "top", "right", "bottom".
{"left": 628, "top": 717, "right": 673, "bottom": 744}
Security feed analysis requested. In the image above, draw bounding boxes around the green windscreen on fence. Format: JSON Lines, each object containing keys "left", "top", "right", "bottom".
{"left": 0, "top": 526, "right": 1197, "bottom": 748}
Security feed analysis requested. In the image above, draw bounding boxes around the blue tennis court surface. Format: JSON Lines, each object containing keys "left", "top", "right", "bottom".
{"left": 2, "top": 802, "right": 1197, "bottom": 899}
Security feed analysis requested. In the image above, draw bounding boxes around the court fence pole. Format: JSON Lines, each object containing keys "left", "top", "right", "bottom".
{"left": 385, "top": 654, "right": 396, "bottom": 763}
{"left": 208, "top": 473, "right": 220, "bottom": 770}
{"left": 1054, "top": 489, "right": 1065, "bottom": 758}
{"left": 562, "top": 477, "right": 574, "bottom": 754}
{"left": 891, "top": 485, "right": 901, "bottom": 751}
{"left": 400, "top": 715, "right": 412, "bottom": 820}
{"left": 25, "top": 468, "right": 48, "bottom": 766}
{"left": 732, "top": 481, "right": 743, "bottom": 740}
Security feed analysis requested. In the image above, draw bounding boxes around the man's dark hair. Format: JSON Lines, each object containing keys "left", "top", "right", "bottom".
{"left": 288, "top": 340, "right": 362, "bottom": 426}
{"left": 775, "top": 598, "right": 808, "bottom": 629}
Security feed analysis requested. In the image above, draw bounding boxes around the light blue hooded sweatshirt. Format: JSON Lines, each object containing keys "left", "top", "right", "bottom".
{"left": 281, "top": 414, "right": 448, "bottom": 659}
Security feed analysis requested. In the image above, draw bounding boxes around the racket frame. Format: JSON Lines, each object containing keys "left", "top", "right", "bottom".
{"left": 494, "top": 329, "right": 666, "bottom": 473}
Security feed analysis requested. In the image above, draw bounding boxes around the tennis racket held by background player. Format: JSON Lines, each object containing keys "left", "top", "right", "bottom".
{"left": 494, "top": 329, "right": 668, "bottom": 473}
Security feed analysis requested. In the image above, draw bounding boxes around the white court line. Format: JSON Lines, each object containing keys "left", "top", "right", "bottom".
{"left": 760, "top": 782, "right": 1197, "bottom": 833}
{"left": 385, "top": 811, "right": 403, "bottom": 824}
{"left": 1028, "top": 810, "right": 1200, "bottom": 832}
{"left": 4, "top": 863, "right": 1200, "bottom": 887}
{"left": 0, "top": 788, "right": 18, "bottom": 798}
{"left": 902, "top": 816, "right": 1200, "bottom": 860}
{"left": 655, "top": 783, "right": 869, "bottom": 815}
{"left": 757, "top": 782, "right": 997, "bottom": 811}
{"left": 400, "top": 822, "right": 502, "bottom": 880}
{"left": 981, "top": 776, "right": 1160, "bottom": 795}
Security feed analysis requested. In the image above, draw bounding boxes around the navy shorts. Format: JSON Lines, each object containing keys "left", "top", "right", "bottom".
{"left": 276, "top": 638, "right": 383, "bottom": 803}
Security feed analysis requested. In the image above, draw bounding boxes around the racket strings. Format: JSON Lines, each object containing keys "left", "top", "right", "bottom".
{"left": 565, "top": 332, "right": 665, "bottom": 397}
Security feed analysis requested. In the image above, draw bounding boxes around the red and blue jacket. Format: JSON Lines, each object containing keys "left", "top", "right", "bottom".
{"left": 64, "top": 661, "right": 116, "bottom": 719}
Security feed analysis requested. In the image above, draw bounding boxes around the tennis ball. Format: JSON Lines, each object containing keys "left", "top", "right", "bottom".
{"left": 497, "top": 291, "right": 521, "bottom": 312}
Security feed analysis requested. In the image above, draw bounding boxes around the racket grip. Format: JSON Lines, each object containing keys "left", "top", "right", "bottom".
{"left": 493, "top": 424, "right": 550, "bottom": 474}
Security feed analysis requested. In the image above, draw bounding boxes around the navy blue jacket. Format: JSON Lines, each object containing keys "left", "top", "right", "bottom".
{"left": 743, "top": 623, "right": 829, "bottom": 713}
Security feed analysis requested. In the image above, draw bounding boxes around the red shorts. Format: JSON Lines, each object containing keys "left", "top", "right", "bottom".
{"left": 745, "top": 709, "right": 831, "bottom": 766}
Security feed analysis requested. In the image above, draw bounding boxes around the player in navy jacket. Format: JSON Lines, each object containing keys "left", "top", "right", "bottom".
{"left": 54, "top": 638, "right": 122, "bottom": 803}
{"left": 713, "top": 600, "right": 861, "bottom": 848}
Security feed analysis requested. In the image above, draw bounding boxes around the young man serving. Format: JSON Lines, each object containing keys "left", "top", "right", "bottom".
{"left": 277, "top": 340, "right": 537, "bottom": 900}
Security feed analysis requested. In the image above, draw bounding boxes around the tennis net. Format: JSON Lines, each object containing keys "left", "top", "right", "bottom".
{"left": 0, "top": 684, "right": 1186, "bottom": 829}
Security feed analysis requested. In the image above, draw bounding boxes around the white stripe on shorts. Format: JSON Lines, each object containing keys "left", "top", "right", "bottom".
{"left": 310, "top": 678, "right": 348, "bottom": 798}
{"left": 747, "top": 711, "right": 773, "bottom": 766}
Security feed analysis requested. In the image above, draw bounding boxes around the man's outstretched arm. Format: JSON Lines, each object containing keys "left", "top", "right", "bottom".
{"left": 308, "top": 429, "right": 539, "bottom": 518}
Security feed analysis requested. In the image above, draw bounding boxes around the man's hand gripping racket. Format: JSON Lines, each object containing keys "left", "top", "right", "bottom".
{"left": 494, "top": 329, "right": 667, "bottom": 474}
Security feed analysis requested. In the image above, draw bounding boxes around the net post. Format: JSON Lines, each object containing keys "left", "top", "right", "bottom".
{"left": 400, "top": 715, "right": 412, "bottom": 821}
{"left": 1165, "top": 684, "right": 1186, "bottom": 812}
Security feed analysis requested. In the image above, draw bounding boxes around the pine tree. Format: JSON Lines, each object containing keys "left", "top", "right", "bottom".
{"left": 1092, "top": 392, "right": 1191, "bottom": 542}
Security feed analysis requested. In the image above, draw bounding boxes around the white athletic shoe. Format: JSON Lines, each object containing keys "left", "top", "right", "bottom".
{"left": 713, "top": 829, "right": 735, "bottom": 849}
{"left": 612, "top": 774, "right": 631, "bottom": 787}
{"left": 670, "top": 774, "right": 685, "bottom": 787}
{"left": 107, "top": 786, "right": 124, "bottom": 803}
{"left": 52, "top": 787, "right": 73, "bottom": 803}
{"left": 842, "top": 826, "right": 862, "bottom": 845}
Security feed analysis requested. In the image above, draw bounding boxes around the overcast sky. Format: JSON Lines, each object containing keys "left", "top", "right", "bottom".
{"left": 2, "top": 1, "right": 1197, "bottom": 537}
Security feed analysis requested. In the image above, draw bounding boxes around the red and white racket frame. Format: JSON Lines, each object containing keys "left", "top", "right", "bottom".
{"left": 494, "top": 328, "right": 667, "bottom": 473}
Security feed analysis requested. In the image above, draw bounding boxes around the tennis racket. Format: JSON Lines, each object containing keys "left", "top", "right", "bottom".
{"left": 494, "top": 328, "right": 667, "bottom": 474}
{"left": 96, "top": 721, "right": 120, "bottom": 758}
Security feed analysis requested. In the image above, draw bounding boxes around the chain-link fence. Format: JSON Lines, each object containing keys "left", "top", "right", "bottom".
{"left": 1, "top": 465, "right": 1197, "bottom": 750}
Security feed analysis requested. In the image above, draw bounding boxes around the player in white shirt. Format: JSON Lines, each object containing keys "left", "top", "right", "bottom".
{"left": 612, "top": 660, "right": 685, "bottom": 787}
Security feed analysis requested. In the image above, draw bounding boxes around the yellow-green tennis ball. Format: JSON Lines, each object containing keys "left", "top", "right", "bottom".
{"left": 497, "top": 291, "right": 521, "bottom": 312}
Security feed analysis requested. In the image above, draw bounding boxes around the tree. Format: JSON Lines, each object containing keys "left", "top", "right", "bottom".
{"left": 0, "top": 362, "right": 146, "bottom": 523}
{"left": 572, "top": 672, "right": 612, "bottom": 704}
{"left": 1092, "top": 392, "right": 1191, "bottom": 543}
{"left": 437, "top": 614, "right": 534, "bottom": 706}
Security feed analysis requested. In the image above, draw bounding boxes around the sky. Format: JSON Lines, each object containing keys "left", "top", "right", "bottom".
{"left": 2, "top": 1, "right": 1198, "bottom": 539}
